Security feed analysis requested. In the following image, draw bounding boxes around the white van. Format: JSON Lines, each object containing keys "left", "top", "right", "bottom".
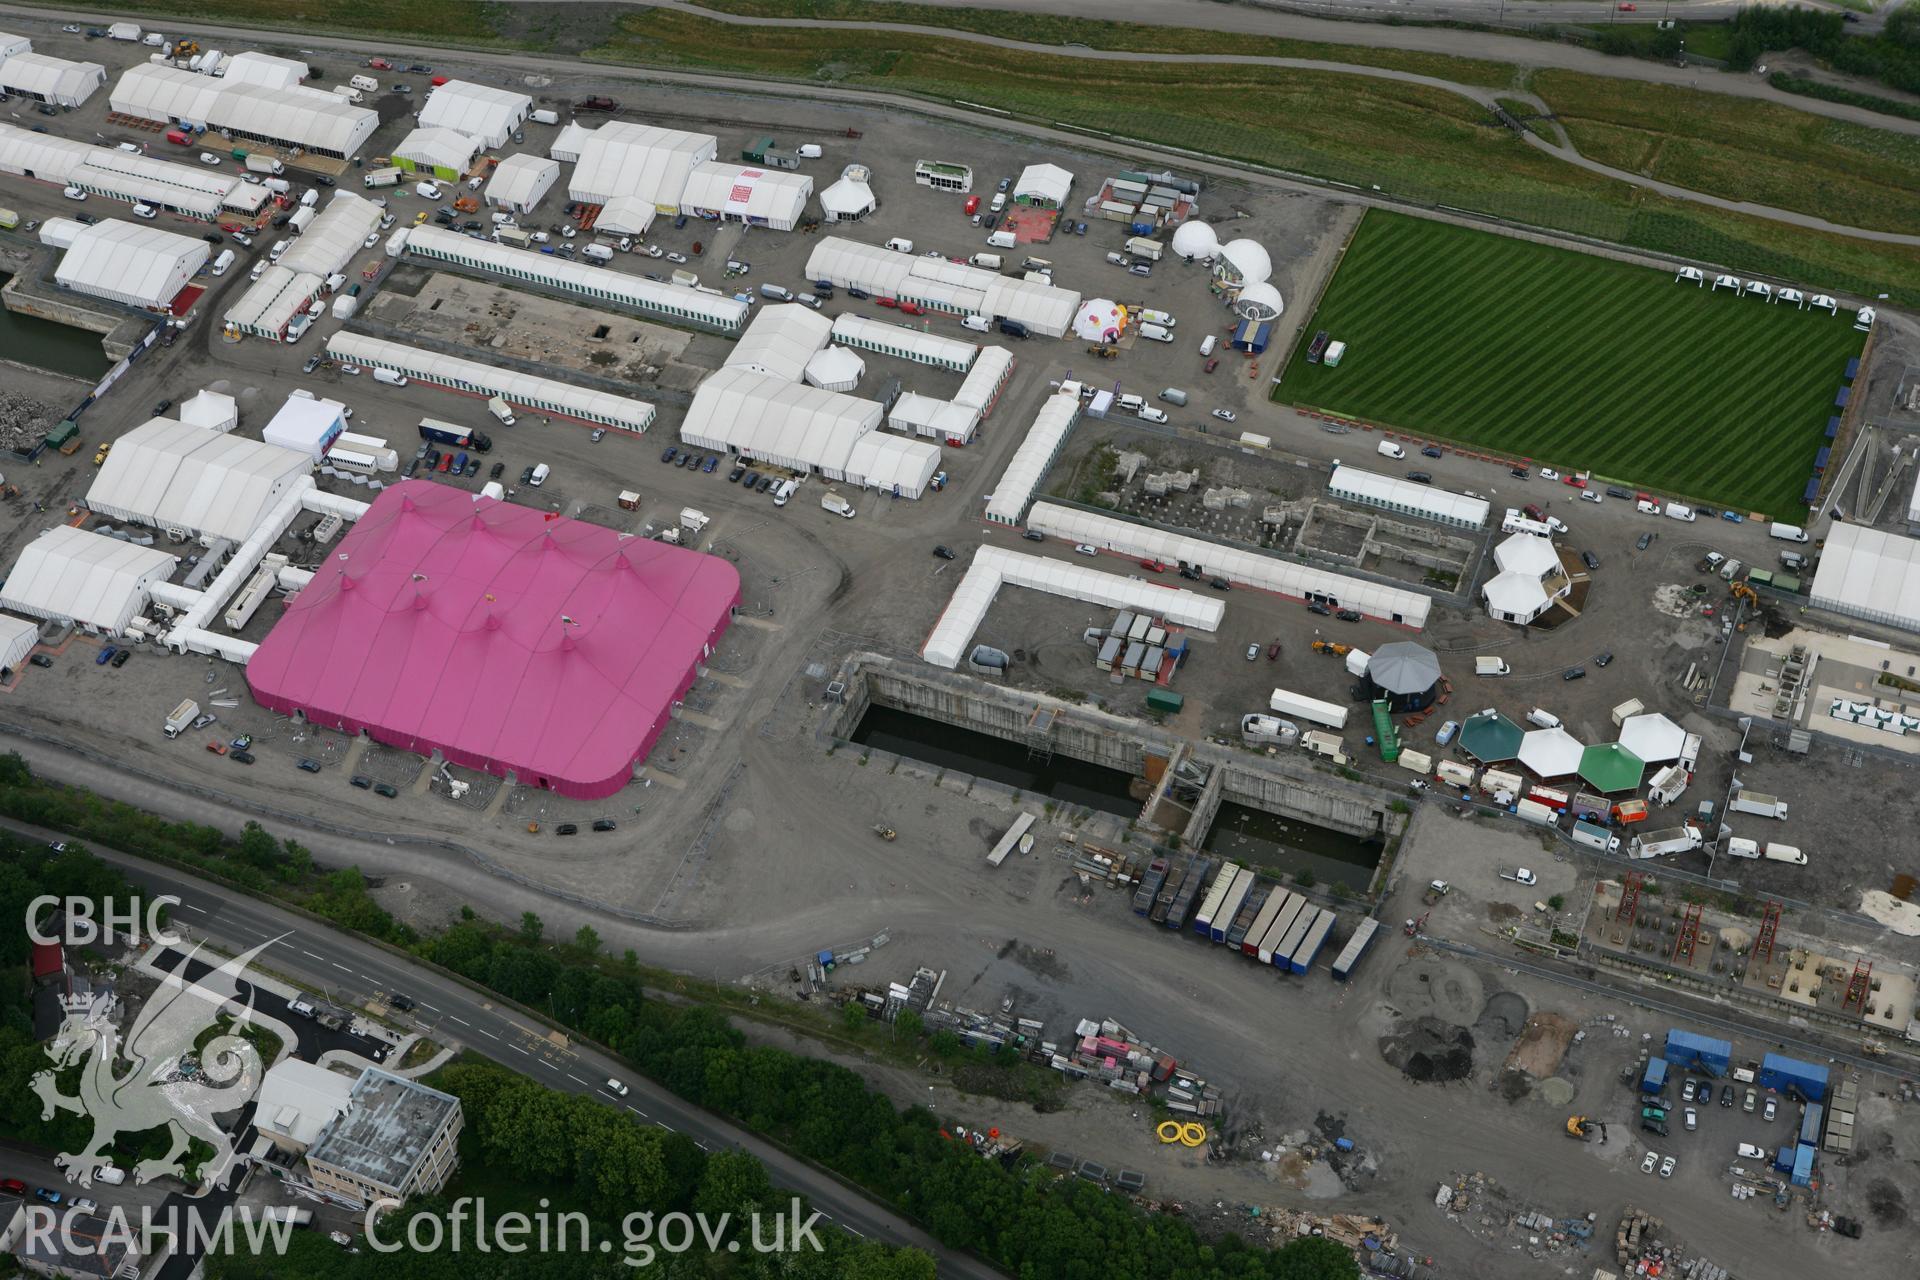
{"left": 759, "top": 283, "right": 793, "bottom": 301}
{"left": 300, "top": 187, "right": 319, "bottom": 208}
{"left": 414, "top": 181, "right": 441, "bottom": 200}
{"left": 372, "top": 367, "right": 409, "bottom": 386}
{"left": 269, "top": 239, "right": 290, "bottom": 261}
{"left": 1377, "top": 440, "right": 1406, "bottom": 460}
{"left": 529, "top": 463, "right": 550, "bottom": 487}
{"left": 772, "top": 478, "right": 798, "bottom": 506}
{"left": 1525, "top": 707, "right": 1562, "bottom": 730}
{"left": 1139, "top": 309, "right": 1175, "bottom": 327}
{"left": 796, "top": 143, "right": 823, "bottom": 159}
{"left": 93, "top": 1165, "right": 127, "bottom": 1186}
{"left": 1138, "top": 406, "right": 1169, "bottom": 424}
{"left": 1769, "top": 521, "right": 1810, "bottom": 543}
{"left": 969, "top": 253, "right": 1001, "bottom": 269}
{"left": 986, "top": 230, "right": 1017, "bottom": 249}
{"left": 961, "top": 314, "right": 991, "bottom": 332}
{"left": 132, "top": 203, "right": 157, "bottom": 220}
{"left": 1116, "top": 393, "right": 1146, "bottom": 414}
{"left": 1636, "top": 498, "right": 1661, "bottom": 515}
{"left": 62, "top": 186, "right": 86, "bottom": 201}
{"left": 885, "top": 236, "right": 914, "bottom": 253}
{"left": 262, "top": 177, "right": 290, "bottom": 195}
{"left": 1763, "top": 843, "right": 1807, "bottom": 865}
{"left": 211, "top": 249, "right": 235, "bottom": 276}
{"left": 1160, "top": 388, "right": 1189, "bottom": 407}
{"left": 1138, "top": 323, "right": 1173, "bottom": 344}
{"left": 1474, "top": 656, "right": 1510, "bottom": 676}
{"left": 1199, "top": 334, "right": 1217, "bottom": 357}
{"left": 1665, "top": 503, "right": 1696, "bottom": 522}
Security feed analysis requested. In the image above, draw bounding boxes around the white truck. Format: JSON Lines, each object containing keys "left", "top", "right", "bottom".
{"left": 1630, "top": 825, "right": 1704, "bottom": 859}
{"left": 363, "top": 167, "right": 402, "bottom": 188}
{"left": 1647, "top": 763, "right": 1690, "bottom": 805}
{"left": 108, "top": 22, "right": 142, "bottom": 40}
{"left": 487, "top": 396, "right": 516, "bottom": 426}
{"left": 1240, "top": 714, "right": 1298, "bottom": 747}
{"left": 1728, "top": 790, "right": 1788, "bottom": 820}
{"left": 1763, "top": 843, "right": 1807, "bottom": 865}
{"left": 1571, "top": 820, "right": 1621, "bottom": 853}
{"left": 530, "top": 108, "right": 561, "bottom": 126}
{"left": 1125, "top": 236, "right": 1164, "bottom": 262}
{"left": 582, "top": 243, "right": 615, "bottom": 263}
{"left": 821, "top": 490, "right": 855, "bottom": 518}
{"left": 164, "top": 698, "right": 200, "bottom": 739}
{"left": 244, "top": 154, "right": 284, "bottom": 176}
{"left": 1474, "top": 656, "right": 1510, "bottom": 677}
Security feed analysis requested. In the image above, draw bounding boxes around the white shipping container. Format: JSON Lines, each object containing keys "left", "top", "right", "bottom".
{"left": 1269, "top": 687, "right": 1347, "bottom": 729}
{"left": 1515, "top": 798, "right": 1556, "bottom": 826}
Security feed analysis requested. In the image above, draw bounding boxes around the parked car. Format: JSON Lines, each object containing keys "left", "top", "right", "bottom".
{"left": 29, "top": 654, "right": 51, "bottom": 668}
{"left": 1307, "top": 602, "right": 1331, "bottom": 617}
{"left": 1594, "top": 651, "right": 1613, "bottom": 667}
{"left": 95, "top": 646, "right": 116, "bottom": 666}
{"left": 1245, "top": 644, "right": 1260, "bottom": 661}
{"left": 374, "top": 782, "right": 398, "bottom": 798}
{"left": 728, "top": 465, "right": 745, "bottom": 482}
{"left": 592, "top": 818, "right": 617, "bottom": 832}
{"left": 1021, "top": 529, "right": 1044, "bottom": 543}
{"left": 297, "top": 758, "right": 321, "bottom": 773}
{"left": 1072, "top": 543, "right": 1098, "bottom": 556}
{"left": 1742, "top": 1087, "right": 1756, "bottom": 1112}
{"left": 1436, "top": 719, "right": 1459, "bottom": 746}
{"left": 1539, "top": 468, "right": 1560, "bottom": 481}
{"left": 1581, "top": 550, "right": 1600, "bottom": 571}
{"left": 350, "top": 775, "right": 372, "bottom": 789}
{"left": 111, "top": 650, "right": 130, "bottom": 668}
{"left": 1659, "top": 1156, "right": 1675, "bottom": 1178}
{"left": 1684, "top": 1107, "right": 1698, "bottom": 1131}
{"left": 1640, "top": 1152, "right": 1658, "bottom": 1174}
{"left": 1267, "top": 641, "right": 1282, "bottom": 660}
{"left": 932, "top": 545, "right": 956, "bottom": 560}
{"left": 661, "top": 446, "right": 678, "bottom": 463}
{"left": 1211, "top": 409, "right": 1236, "bottom": 423}
{"left": 1763, "top": 1097, "right": 1777, "bottom": 1122}
{"left": 702, "top": 455, "right": 717, "bottom": 473}
{"left": 1421, "top": 445, "right": 1443, "bottom": 459}
{"left": 556, "top": 822, "right": 579, "bottom": 835}
{"left": 1335, "top": 608, "right": 1362, "bottom": 622}
{"left": 231, "top": 750, "right": 255, "bottom": 765}
{"left": 1406, "top": 471, "right": 1433, "bottom": 484}
{"left": 1636, "top": 532, "right": 1654, "bottom": 550}
{"left": 1563, "top": 666, "right": 1586, "bottom": 681}
{"left": 1509, "top": 467, "right": 1530, "bottom": 479}
{"left": 489, "top": 462, "right": 505, "bottom": 480}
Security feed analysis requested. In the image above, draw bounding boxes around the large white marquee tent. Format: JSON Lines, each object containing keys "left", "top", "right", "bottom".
{"left": 0, "top": 526, "right": 176, "bottom": 635}
{"left": 87, "top": 418, "right": 312, "bottom": 543}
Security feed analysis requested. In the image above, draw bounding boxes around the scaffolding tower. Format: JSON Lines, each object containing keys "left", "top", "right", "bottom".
{"left": 1025, "top": 705, "right": 1056, "bottom": 765}
{"left": 1616, "top": 871, "right": 1643, "bottom": 926}
{"left": 1755, "top": 900, "right": 1783, "bottom": 965}
{"left": 1843, "top": 958, "right": 1874, "bottom": 1015}
{"left": 1672, "top": 901, "right": 1705, "bottom": 965}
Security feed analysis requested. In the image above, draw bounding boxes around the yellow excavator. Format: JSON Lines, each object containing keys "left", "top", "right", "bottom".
{"left": 1729, "top": 581, "right": 1758, "bottom": 609}
{"left": 1565, "top": 1116, "right": 1608, "bottom": 1142}
{"left": 1311, "top": 640, "right": 1350, "bottom": 657}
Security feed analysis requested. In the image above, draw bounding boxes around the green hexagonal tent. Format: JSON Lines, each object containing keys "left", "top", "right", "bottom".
{"left": 1579, "top": 741, "right": 1646, "bottom": 793}
{"left": 1458, "top": 709, "right": 1523, "bottom": 762}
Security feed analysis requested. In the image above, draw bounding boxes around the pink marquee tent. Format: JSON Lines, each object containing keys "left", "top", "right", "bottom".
{"left": 247, "top": 482, "right": 740, "bottom": 798}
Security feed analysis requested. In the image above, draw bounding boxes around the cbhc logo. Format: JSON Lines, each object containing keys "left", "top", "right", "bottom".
{"left": 27, "top": 896, "right": 182, "bottom": 947}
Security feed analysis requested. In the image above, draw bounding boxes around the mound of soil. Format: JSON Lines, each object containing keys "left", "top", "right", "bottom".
{"left": 1380, "top": 1015, "right": 1475, "bottom": 1084}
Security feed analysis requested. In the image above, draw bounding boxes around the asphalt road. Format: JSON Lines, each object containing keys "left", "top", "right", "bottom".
{"left": 6, "top": 818, "right": 1002, "bottom": 1278}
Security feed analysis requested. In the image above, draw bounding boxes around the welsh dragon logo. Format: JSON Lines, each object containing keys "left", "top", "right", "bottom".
{"left": 33, "top": 937, "right": 286, "bottom": 1190}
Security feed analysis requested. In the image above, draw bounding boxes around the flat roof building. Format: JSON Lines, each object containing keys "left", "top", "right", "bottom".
{"left": 303, "top": 1067, "right": 463, "bottom": 1208}
{"left": 255, "top": 1059, "right": 355, "bottom": 1154}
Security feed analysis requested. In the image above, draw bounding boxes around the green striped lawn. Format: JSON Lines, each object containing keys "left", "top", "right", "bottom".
{"left": 1275, "top": 212, "right": 1865, "bottom": 517}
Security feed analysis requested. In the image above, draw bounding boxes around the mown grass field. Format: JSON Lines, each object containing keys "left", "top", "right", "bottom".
{"left": 1274, "top": 212, "right": 1865, "bottom": 517}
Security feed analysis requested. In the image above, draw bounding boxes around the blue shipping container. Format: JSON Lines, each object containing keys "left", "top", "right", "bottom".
{"left": 1640, "top": 1058, "right": 1669, "bottom": 1096}
{"left": 1774, "top": 1146, "right": 1794, "bottom": 1173}
{"left": 1798, "top": 1102, "right": 1824, "bottom": 1146}
{"left": 1760, "top": 1052, "right": 1829, "bottom": 1103}
{"left": 1331, "top": 916, "right": 1381, "bottom": 980}
{"left": 1665, "top": 1029, "right": 1732, "bottom": 1076}
{"left": 1791, "top": 1143, "right": 1815, "bottom": 1188}
{"left": 1290, "top": 910, "right": 1336, "bottom": 975}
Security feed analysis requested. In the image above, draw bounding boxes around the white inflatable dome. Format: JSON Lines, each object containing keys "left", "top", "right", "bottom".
{"left": 1170, "top": 220, "right": 1219, "bottom": 261}
{"left": 1074, "top": 298, "right": 1128, "bottom": 343}
{"left": 1220, "top": 237, "right": 1272, "bottom": 285}
{"left": 1235, "top": 281, "right": 1284, "bottom": 321}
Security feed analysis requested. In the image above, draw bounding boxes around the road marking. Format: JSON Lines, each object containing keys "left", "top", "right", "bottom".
{"left": 659, "top": 1121, "right": 675, "bottom": 1132}
{"left": 479, "top": 1029, "right": 499, "bottom": 1040}
{"left": 182, "top": 903, "right": 207, "bottom": 914}
{"left": 511, "top": 1045, "right": 531, "bottom": 1056}
{"left": 419, "top": 1002, "right": 440, "bottom": 1012}
{"left": 302, "top": 950, "right": 325, "bottom": 960}
{"left": 331, "top": 963, "right": 351, "bottom": 972}
{"left": 449, "top": 1016, "right": 470, "bottom": 1027}
{"left": 626, "top": 1106, "right": 648, "bottom": 1119}
{"left": 695, "top": 1140, "right": 708, "bottom": 1151}
{"left": 566, "top": 1074, "right": 588, "bottom": 1086}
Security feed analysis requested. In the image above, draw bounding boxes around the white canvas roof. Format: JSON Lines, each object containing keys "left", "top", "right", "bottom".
{"left": 1483, "top": 572, "right": 1551, "bottom": 622}
{"left": 550, "top": 121, "right": 591, "bottom": 163}
{"left": 985, "top": 392, "right": 1080, "bottom": 525}
{"left": 179, "top": 389, "right": 238, "bottom": 432}
{"left": 0, "top": 122, "right": 87, "bottom": 182}
{"left": 260, "top": 395, "right": 345, "bottom": 459}
{"left": 1519, "top": 726, "right": 1585, "bottom": 778}
{"left": 1028, "top": 501, "right": 1434, "bottom": 628}
{"left": 842, "top": 430, "right": 941, "bottom": 499}
{"left": 210, "top": 81, "right": 377, "bottom": 157}
{"left": 325, "top": 332, "right": 656, "bottom": 433}
{"left": 0, "top": 613, "right": 38, "bottom": 672}
{"left": 485, "top": 153, "right": 558, "bottom": 210}
{"left": 678, "top": 366, "right": 880, "bottom": 477}
{"left": 1013, "top": 162, "right": 1072, "bottom": 206}
{"left": 416, "top": 79, "right": 530, "bottom": 148}
{"left": 888, "top": 392, "right": 979, "bottom": 444}
{"left": 1810, "top": 522, "right": 1920, "bottom": 632}
{"left": 924, "top": 546, "right": 1222, "bottom": 669}
{"left": 55, "top": 219, "right": 207, "bottom": 309}
{"left": 830, "top": 313, "right": 978, "bottom": 371}
{"left": 0, "top": 33, "right": 30, "bottom": 60}
{"left": 0, "top": 526, "right": 175, "bottom": 634}
{"left": 0, "top": 51, "right": 104, "bottom": 106}
{"left": 1618, "top": 713, "right": 1686, "bottom": 763}
{"left": 804, "top": 237, "right": 1079, "bottom": 337}
{"left": 394, "top": 126, "right": 477, "bottom": 175}
{"left": 724, "top": 304, "right": 832, "bottom": 383}
{"left": 819, "top": 174, "right": 874, "bottom": 220}
{"left": 1330, "top": 464, "right": 1489, "bottom": 528}
{"left": 1493, "top": 531, "right": 1560, "bottom": 577}
{"left": 219, "top": 51, "right": 308, "bottom": 91}
{"left": 954, "top": 346, "right": 1013, "bottom": 411}
{"left": 224, "top": 264, "right": 321, "bottom": 336}
{"left": 404, "top": 225, "right": 746, "bottom": 330}
{"left": 570, "top": 122, "right": 716, "bottom": 207}
{"left": 280, "top": 191, "right": 382, "bottom": 277}
{"left": 803, "top": 347, "right": 863, "bottom": 392}
{"left": 678, "top": 161, "right": 812, "bottom": 228}
{"left": 87, "top": 417, "right": 311, "bottom": 542}
{"left": 108, "top": 63, "right": 225, "bottom": 124}
{"left": 593, "top": 194, "right": 655, "bottom": 236}
{"left": 83, "top": 147, "right": 237, "bottom": 215}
